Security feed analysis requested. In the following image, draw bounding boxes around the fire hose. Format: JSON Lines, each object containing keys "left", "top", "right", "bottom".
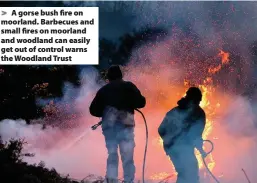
{"left": 202, "top": 140, "right": 220, "bottom": 183}
{"left": 91, "top": 111, "right": 220, "bottom": 183}
{"left": 135, "top": 109, "right": 148, "bottom": 183}
{"left": 91, "top": 109, "right": 148, "bottom": 183}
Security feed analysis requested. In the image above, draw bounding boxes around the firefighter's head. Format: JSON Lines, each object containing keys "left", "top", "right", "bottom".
{"left": 106, "top": 65, "right": 123, "bottom": 81}
{"left": 185, "top": 87, "right": 202, "bottom": 105}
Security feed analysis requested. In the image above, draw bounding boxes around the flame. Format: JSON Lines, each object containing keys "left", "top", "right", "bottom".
{"left": 219, "top": 50, "right": 229, "bottom": 64}
{"left": 153, "top": 50, "right": 229, "bottom": 180}
{"left": 208, "top": 50, "right": 230, "bottom": 74}
{"left": 196, "top": 85, "right": 215, "bottom": 170}
{"left": 150, "top": 172, "right": 174, "bottom": 180}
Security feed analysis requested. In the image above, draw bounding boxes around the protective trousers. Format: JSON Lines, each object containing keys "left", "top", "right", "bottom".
{"left": 167, "top": 144, "right": 200, "bottom": 183}
{"left": 102, "top": 123, "right": 135, "bottom": 183}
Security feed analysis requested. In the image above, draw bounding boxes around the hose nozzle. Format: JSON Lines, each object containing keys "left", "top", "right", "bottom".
{"left": 91, "top": 121, "right": 102, "bottom": 130}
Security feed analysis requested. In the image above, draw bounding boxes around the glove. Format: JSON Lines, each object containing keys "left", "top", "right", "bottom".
{"left": 199, "top": 149, "right": 208, "bottom": 158}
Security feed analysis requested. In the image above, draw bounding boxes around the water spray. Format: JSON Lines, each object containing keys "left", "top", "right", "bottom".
{"left": 63, "top": 128, "right": 91, "bottom": 150}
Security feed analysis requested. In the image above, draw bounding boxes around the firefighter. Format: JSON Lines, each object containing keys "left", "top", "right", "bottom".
{"left": 90, "top": 65, "right": 146, "bottom": 183}
{"left": 158, "top": 87, "right": 207, "bottom": 183}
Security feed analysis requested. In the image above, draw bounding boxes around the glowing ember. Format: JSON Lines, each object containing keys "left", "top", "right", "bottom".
{"left": 150, "top": 172, "right": 173, "bottom": 180}
{"left": 208, "top": 65, "right": 222, "bottom": 74}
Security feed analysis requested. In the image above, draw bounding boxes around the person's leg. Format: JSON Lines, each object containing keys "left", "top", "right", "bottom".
{"left": 167, "top": 146, "right": 199, "bottom": 183}
{"left": 118, "top": 127, "right": 136, "bottom": 183}
{"left": 183, "top": 149, "right": 199, "bottom": 183}
{"left": 168, "top": 149, "right": 185, "bottom": 183}
{"left": 103, "top": 128, "right": 119, "bottom": 183}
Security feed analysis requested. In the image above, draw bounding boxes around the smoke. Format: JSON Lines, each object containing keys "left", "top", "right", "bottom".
{"left": 1, "top": 1, "right": 257, "bottom": 183}
{"left": 207, "top": 95, "right": 257, "bottom": 183}
{"left": 0, "top": 66, "right": 107, "bottom": 178}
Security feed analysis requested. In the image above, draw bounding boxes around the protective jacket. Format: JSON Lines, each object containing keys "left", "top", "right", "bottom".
{"left": 90, "top": 79, "right": 146, "bottom": 127}
{"left": 158, "top": 97, "right": 206, "bottom": 152}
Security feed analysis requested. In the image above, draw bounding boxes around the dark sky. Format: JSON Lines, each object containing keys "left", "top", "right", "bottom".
{"left": 2, "top": 1, "right": 257, "bottom": 75}
{"left": 64, "top": 1, "right": 257, "bottom": 44}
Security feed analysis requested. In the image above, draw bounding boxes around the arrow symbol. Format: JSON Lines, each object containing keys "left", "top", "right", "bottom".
{"left": 1, "top": 11, "right": 7, "bottom": 16}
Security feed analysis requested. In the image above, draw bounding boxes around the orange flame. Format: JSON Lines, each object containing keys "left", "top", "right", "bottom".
{"left": 219, "top": 50, "right": 229, "bottom": 64}
{"left": 153, "top": 49, "right": 229, "bottom": 180}
{"left": 208, "top": 50, "right": 230, "bottom": 74}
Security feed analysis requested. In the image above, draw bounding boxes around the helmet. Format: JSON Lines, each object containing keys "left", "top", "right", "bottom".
{"left": 185, "top": 87, "right": 202, "bottom": 104}
{"left": 106, "top": 65, "right": 123, "bottom": 81}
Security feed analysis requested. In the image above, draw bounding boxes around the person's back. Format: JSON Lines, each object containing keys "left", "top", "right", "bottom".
{"left": 98, "top": 80, "right": 144, "bottom": 111}
{"left": 89, "top": 65, "right": 146, "bottom": 183}
{"left": 158, "top": 87, "right": 206, "bottom": 183}
{"left": 90, "top": 66, "right": 145, "bottom": 117}
{"left": 160, "top": 104, "right": 205, "bottom": 150}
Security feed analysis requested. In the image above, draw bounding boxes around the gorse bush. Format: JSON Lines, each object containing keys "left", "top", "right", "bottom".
{"left": 0, "top": 136, "right": 79, "bottom": 183}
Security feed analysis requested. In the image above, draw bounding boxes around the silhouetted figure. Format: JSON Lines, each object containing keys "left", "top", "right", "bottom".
{"left": 90, "top": 65, "right": 146, "bottom": 183}
{"left": 158, "top": 87, "right": 206, "bottom": 183}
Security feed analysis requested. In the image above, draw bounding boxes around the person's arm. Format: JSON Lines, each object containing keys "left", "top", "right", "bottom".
{"left": 158, "top": 115, "right": 168, "bottom": 138}
{"left": 158, "top": 110, "right": 178, "bottom": 148}
{"left": 89, "top": 89, "right": 105, "bottom": 117}
{"left": 127, "top": 82, "right": 146, "bottom": 108}
{"left": 192, "top": 112, "right": 206, "bottom": 154}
